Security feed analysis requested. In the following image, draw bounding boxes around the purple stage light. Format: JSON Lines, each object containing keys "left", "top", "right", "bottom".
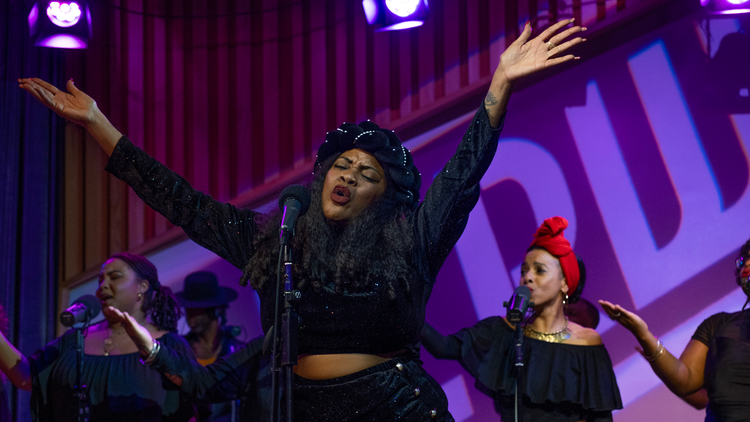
{"left": 29, "top": 1, "right": 91, "bottom": 48}
{"left": 385, "top": 0, "right": 420, "bottom": 17}
{"left": 702, "top": 0, "right": 750, "bottom": 13}
{"left": 47, "top": 2, "right": 82, "bottom": 27}
{"left": 362, "top": 0, "right": 429, "bottom": 31}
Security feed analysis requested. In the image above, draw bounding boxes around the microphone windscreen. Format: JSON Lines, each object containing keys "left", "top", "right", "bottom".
{"left": 513, "top": 285, "right": 531, "bottom": 300}
{"left": 73, "top": 294, "right": 102, "bottom": 319}
{"left": 278, "top": 184, "right": 311, "bottom": 215}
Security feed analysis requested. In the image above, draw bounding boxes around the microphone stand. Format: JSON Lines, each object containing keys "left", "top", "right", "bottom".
{"left": 73, "top": 316, "right": 92, "bottom": 422}
{"left": 513, "top": 321, "right": 524, "bottom": 422}
{"left": 270, "top": 240, "right": 300, "bottom": 422}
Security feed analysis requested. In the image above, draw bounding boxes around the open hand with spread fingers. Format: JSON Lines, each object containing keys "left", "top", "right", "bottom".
{"left": 496, "top": 19, "right": 587, "bottom": 84}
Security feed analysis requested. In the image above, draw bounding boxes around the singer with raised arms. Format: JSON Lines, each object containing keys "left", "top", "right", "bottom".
{"left": 0, "top": 253, "right": 197, "bottom": 421}
{"left": 21, "top": 19, "right": 586, "bottom": 421}
{"left": 600, "top": 238, "right": 750, "bottom": 422}
{"left": 421, "top": 217, "right": 622, "bottom": 421}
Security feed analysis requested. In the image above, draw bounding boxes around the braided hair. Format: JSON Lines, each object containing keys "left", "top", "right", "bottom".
{"left": 110, "top": 252, "right": 182, "bottom": 332}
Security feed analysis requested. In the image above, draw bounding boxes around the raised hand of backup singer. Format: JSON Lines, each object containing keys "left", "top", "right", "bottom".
{"left": 599, "top": 299, "right": 708, "bottom": 397}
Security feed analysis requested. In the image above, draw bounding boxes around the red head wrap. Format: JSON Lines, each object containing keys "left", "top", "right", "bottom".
{"left": 529, "top": 216, "right": 580, "bottom": 296}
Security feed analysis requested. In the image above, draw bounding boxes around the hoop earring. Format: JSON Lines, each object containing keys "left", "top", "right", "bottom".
{"left": 562, "top": 293, "right": 569, "bottom": 306}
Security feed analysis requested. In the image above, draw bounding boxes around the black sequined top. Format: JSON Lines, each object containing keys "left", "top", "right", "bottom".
{"left": 106, "top": 105, "right": 503, "bottom": 356}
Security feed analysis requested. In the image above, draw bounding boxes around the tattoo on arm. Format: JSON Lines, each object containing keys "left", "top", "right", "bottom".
{"left": 484, "top": 92, "right": 498, "bottom": 107}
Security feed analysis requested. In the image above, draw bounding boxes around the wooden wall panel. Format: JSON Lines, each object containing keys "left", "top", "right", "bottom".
{"left": 60, "top": 0, "right": 663, "bottom": 288}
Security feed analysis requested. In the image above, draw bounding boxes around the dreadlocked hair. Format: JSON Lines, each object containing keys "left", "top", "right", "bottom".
{"left": 110, "top": 252, "right": 182, "bottom": 332}
{"left": 241, "top": 154, "right": 420, "bottom": 300}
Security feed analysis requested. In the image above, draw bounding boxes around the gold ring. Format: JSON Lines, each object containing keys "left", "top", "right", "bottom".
{"left": 547, "top": 41, "right": 556, "bottom": 51}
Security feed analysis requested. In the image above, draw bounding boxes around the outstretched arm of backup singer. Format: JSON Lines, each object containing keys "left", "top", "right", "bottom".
{"left": 599, "top": 300, "right": 708, "bottom": 396}
{"left": 0, "top": 330, "right": 32, "bottom": 391}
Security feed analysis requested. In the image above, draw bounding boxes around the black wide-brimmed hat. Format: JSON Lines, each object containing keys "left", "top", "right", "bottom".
{"left": 175, "top": 271, "right": 239, "bottom": 309}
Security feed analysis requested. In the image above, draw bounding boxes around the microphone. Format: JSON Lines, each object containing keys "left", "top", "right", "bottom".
{"left": 504, "top": 286, "right": 532, "bottom": 324}
{"left": 60, "top": 294, "right": 101, "bottom": 327}
{"left": 278, "top": 184, "right": 311, "bottom": 245}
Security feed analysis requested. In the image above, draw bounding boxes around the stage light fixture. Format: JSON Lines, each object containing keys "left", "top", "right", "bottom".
{"left": 362, "top": 0, "right": 429, "bottom": 31}
{"left": 701, "top": 0, "right": 750, "bottom": 14}
{"left": 28, "top": 1, "right": 92, "bottom": 49}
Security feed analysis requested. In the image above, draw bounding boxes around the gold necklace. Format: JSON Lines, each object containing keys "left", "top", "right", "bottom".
{"left": 524, "top": 317, "right": 571, "bottom": 343}
{"left": 103, "top": 326, "right": 125, "bottom": 356}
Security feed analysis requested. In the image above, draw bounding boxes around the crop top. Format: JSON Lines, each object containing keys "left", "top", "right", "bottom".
{"left": 106, "top": 104, "right": 503, "bottom": 355}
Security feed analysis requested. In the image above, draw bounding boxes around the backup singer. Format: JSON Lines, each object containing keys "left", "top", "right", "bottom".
{"left": 600, "top": 238, "right": 750, "bottom": 422}
{"left": 0, "top": 253, "right": 196, "bottom": 421}
{"left": 421, "top": 217, "right": 622, "bottom": 421}
{"left": 20, "top": 19, "right": 586, "bottom": 421}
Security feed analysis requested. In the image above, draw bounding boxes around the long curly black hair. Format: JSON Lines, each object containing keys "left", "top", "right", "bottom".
{"left": 241, "top": 155, "right": 420, "bottom": 300}
{"left": 111, "top": 252, "right": 182, "bottom": 332}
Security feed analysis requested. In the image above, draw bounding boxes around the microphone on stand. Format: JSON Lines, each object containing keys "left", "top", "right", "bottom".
{"left": 504, "top": 286, "right": 532, "bottom": 325}
{"left": 278, "top": 184, "right": 311, "bottom": 245}
{"left": 60, "top": 295, "right": 101, "bottom": 327}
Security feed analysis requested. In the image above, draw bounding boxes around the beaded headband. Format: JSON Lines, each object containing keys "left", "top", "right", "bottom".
{"left": 315, "top": 120, "right": 421, "bottom": 209}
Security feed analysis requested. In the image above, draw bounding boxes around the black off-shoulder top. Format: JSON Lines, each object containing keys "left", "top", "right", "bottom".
{"left": 105, "top": 105, "right": 503, "bottom": 356}
{"left": 422, "top": 318, "right": 623, "bottom": 422}
{"left": 29, "top": 331, "right": 195, "bottom": 422}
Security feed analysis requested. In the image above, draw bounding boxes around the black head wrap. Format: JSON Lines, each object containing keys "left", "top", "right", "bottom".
{"left": 315, "top": 121, "right": 422, "bottom": 209}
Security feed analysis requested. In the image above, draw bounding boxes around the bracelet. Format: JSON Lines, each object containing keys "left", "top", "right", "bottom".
{"left": 139, "top": 339, "right": 160, "bottom": 365}
{"left": 644, "top": 339, "right": 665, "bottom": 362}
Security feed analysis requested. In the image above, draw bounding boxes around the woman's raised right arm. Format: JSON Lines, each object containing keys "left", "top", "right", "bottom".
{"left": 19, "top": 78, "right": 122, "bottom": 156}
{"left": 0, "top": 330, "right": 31, "bottom": 391}
{"left": 599, "top": 300, "right": 707, "bottom": 396}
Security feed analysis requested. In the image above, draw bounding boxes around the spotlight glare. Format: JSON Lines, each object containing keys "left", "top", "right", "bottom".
{"left": 362, "top": 0, "right": 379, "bottom": 24}
{"left": 379, "top": 21, "right": 424, "bottom": 31}
{"left": 47, "top": 1, "right": 82, "bottom": 28}
{"left": 703, "top": 0, "right": 750, "bottom": 13}
{"left": 37, "top": 34, "right": 87, "bottom": 49}
{"left": 385, "top": 0, "right": 420, "bottom": 17}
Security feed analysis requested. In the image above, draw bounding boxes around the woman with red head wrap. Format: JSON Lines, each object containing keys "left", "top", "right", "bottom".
{"left": 421, "top": 216, "right": 622, "bottom": 421}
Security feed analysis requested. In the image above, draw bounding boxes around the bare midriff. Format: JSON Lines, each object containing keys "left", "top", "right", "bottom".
{"left": 293, "top": 353, "right": 392, "bottom": 380}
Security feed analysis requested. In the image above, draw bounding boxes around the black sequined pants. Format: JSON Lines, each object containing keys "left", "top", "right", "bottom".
{"left": 292, "top": 357, "right": 454, "bottom": 422}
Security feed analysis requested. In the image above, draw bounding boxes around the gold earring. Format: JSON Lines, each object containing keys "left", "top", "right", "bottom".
{"left": 137, "top": 292, "right": 143, "bottom": 300}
